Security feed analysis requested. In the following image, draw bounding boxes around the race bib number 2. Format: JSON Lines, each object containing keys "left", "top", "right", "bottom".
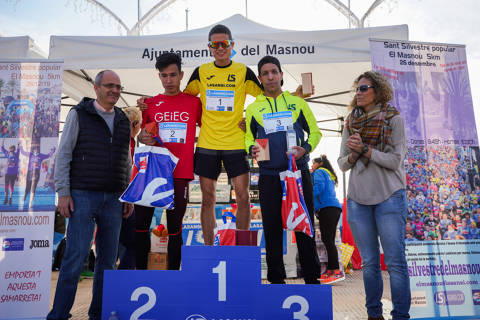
{"left": 206, "top": 89, "right": 234, "bottom": 112}
{"left": 158, "top": 122, "right": 187, "bottom": 143}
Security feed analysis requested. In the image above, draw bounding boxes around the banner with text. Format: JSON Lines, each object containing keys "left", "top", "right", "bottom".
{"left": 0, "top": 60, "right": 62, "bottom": 320}
{"left": 370, "top": 39, "right": 479, "bottom": 319}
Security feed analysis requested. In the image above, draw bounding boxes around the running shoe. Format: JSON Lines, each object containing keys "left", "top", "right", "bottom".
{"left": 321, "top": 270, "right": 345, "bottom": 284}
{"left": 320, "top": 270, "right": 333, "bottom": 281}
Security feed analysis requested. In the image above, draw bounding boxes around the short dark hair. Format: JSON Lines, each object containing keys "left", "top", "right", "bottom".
{"left": 257, "top": 55, "right": 282, "bottom": 74}
{"left": 208, "top": 24, "right": 232, "bottom": 41}
{"left": 155, "top": 52, "right": 182, "bottom": 72}
{"left": 257, "top": 55, "right": 283, "bottom": 86}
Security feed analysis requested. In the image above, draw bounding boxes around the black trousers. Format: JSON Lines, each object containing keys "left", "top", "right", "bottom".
{"left": 134, "top": 178, "right": 189, "bottom": 270}
{"left": 259, "top": 170, "right": 320, "bottom": 283}
{"left": 317, "top": 206, "right": 342, "bottom": 270}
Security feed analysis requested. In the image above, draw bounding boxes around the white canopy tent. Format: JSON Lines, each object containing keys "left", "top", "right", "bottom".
{"left": 49, "top": 14, "right": 408, "bottom": 135}
{"left": 0, "top": 36, "right": 47, "bottom": 59}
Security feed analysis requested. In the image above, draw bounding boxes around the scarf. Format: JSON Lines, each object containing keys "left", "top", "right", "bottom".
{"left": 345, "top": 103, "right": 399, "bottom": 151}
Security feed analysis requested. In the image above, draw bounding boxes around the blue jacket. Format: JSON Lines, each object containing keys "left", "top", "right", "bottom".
{"left": 312, "top": 168, "right": 341, "bottom": 211}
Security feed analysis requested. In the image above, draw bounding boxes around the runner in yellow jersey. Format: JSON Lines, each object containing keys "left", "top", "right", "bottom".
{"left": 184, "top": 25, "right": 261, "bottom": 245}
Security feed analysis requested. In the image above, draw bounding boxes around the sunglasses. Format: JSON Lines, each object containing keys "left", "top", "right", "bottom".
{"left": 101, "top": 83, "right": 124, "bottom": 91}
{"left": 355, "top": 85, "right": 374, "bottom": 93}
{"left": 208, "top": 40, "right": 234, "bottom": 49}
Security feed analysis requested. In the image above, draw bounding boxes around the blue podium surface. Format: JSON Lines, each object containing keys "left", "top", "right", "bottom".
{"left": 103, "top": 246, "right": 332, "bottom": 320}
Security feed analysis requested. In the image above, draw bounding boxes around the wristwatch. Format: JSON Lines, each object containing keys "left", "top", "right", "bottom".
{"left": 360, "top": 144, "right": 369, "bottom": 156}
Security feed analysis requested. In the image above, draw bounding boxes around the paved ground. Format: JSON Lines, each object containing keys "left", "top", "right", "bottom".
{"left": 50, "top": 270, "right": 393, "bottom": 320}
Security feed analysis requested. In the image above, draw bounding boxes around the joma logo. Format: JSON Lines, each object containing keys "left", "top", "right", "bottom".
{"left": 30, "top": 240, "right": 49, "bottom": 249}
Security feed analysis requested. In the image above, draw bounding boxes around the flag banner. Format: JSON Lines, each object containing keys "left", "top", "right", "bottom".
{"left": 371, "top": 39, "right": 480, "bottom": 319}
{"left": 0, "top": 60, "right": 63, "bottom": 320}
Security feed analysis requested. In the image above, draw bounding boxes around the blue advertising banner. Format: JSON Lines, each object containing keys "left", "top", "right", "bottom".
{"left": 183, "top": 221, "right": 287, "bottom": 254}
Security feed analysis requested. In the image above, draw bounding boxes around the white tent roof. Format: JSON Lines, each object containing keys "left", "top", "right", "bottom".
{"left": 0, "top": 36, "right": 47, "bottom": 59}
{"left": 49, "top": 14, "right": 408, "bottom": 135}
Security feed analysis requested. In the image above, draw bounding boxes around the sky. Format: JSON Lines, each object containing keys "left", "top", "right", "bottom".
{"left": 1, "top": 0, "right": 480, "bottom": 196}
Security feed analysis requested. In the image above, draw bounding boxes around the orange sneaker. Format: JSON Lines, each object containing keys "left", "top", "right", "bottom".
{"left": 320, "top": 270, "right": 333, "bottom": 281}
{"left": 321, "top": 270, "right": 345, "bottom": 284}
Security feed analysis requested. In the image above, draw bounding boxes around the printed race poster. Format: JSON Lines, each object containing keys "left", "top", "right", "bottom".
{"left": 0, "top": 60, "right": 63, "bottom": 320}
{"left": 370, "top": 39, "right": 480, "bottom": 319}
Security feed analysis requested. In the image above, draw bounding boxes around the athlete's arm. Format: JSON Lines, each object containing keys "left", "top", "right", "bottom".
{"left": 184, "top": 67, "right": 201, "bottom": 97}
{"left": 244, "top": 105, "right": 257, "bottom": 155}
{"left": 195, "top": 99, "right": 202, "bottom": 127}
{"left": 297, "top": 99, "right": 322, "bottom": 153}
{"left": 136, "top": 96, "right": 152, "bottom": 112}
{"left": 245, "top": 67, "right": 262, "bottom": 98}
{"left": 19, "top": 142, "right": 29, "bottom": 157}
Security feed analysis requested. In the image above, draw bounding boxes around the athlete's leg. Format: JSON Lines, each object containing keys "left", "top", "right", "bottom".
{"left": 231, "top": 173, "right": 251, "bottom": 230}
{"left": 200, "top": 176, "right": 217, "bottom": 245}
{"left": 222, "top": 150, "right": 251, "bottom": 230}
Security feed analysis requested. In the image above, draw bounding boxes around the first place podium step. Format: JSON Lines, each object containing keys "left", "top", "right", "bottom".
{"left": 103, "top": 246, "right": 332, "bottom": 320}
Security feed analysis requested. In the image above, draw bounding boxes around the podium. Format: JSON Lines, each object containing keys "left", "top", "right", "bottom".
{"left": 103, "top": 246, "right": 332, "bottom": 319}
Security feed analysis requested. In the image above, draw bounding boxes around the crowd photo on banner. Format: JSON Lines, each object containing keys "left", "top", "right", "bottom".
{"left": 405, "top": 145, "right": 480, "bottom": 241}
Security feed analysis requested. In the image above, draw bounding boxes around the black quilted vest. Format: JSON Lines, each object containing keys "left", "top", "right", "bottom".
{"left": 70, "top": 98, "right": 130, "bottom": 192}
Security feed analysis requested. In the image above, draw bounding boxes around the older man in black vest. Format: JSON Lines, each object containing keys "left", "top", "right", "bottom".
{"left": 48, "top": 70, "right": 133, "bottom": 320}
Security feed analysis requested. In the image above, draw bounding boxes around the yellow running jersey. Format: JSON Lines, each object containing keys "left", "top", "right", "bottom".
{"left": 184, "top": 61, "right": 262, "bottom": 150}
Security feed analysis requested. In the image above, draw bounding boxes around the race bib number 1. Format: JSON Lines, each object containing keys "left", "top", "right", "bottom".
{"left": 158, "top": 122, "right": 187, "bottom": 143}
{"left": 263, "top": 111, "right": 294, "bottom": 135}
{"left": 206, "top": 90, "right": 235, "bottom": 112}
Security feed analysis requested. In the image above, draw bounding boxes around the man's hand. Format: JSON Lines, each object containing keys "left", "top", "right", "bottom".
{"left": 289, "top": 145, "right": 306, "bottom": 160}
{"left": 138, "top": 128, "right": 156, "bottom": 146}
{"left": 137, "top": 96, "right": 148, "bottom": 111}
{"left": 238, "top": 118, "right": 246, "bottom": 132}
{"left": 58, "top": 195, "right": 74, "bottom": 218}
{"left": 251, "top": 145, "right": 260, "bottom": 159}
{"left": 123, "top": 202, "right": 134, "bottom": 218}
{"left": 293, "top": 84, "right": 315, "bottom": 99}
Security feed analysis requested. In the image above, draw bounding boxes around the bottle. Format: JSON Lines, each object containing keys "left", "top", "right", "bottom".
{"left": 286, "top": 126, "right": 297, "bottom": 155}
{"left": 108, "top": 311, "right": 119, "bottom": 320}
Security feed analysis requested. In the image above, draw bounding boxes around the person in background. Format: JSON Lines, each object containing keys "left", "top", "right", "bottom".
{"left": 117, "top": 106, "right": 142, "bottom": 269}
{"left": 311, "top": 155, "right": 344, "bottom": 284}
{"left": 338, "top": 71, "right": 410, "bottom": 320}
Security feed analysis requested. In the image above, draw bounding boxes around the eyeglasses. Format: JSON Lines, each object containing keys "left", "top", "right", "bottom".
{"left": 355, "top": 85, "right": 374, "bottom": 93}
{"left": 208, "top": 40, "right": 234, "bottom": 49}
{"left": 101, "top": 83, "right": 124, "bottom": 91}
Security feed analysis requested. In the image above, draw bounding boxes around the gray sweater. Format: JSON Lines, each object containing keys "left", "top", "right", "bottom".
{"left": 337, "top": 114, "right": 406, "bottom": 205}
